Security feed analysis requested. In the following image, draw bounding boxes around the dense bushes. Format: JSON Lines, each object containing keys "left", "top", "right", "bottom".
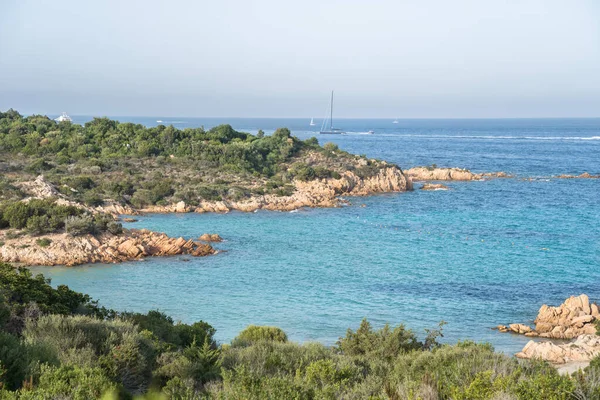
{"left": 119, "top": 310, "right": 215, "bottom": 350}
{"left": 0, "top": 111, "right": 307, "bottom": 178}
{"left": 0, "top": 199, "right": 81, "bottom": 233}
{"left": 0, "top": 262, "right": 105, "bottom": 320}
{"left": 0, "top": 199, "right": 122, "bottom": 236}
{"left": 0, "top": 260, "right": 598, "bottom": 398}
{"left": 336, "top": 318, "right": 422, "bottom": 359}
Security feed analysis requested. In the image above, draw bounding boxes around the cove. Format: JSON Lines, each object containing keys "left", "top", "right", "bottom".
{"left": 29, "top": 177, "right": 600, "bottom": 355}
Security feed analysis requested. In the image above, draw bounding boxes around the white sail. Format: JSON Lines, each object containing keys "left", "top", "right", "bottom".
{"left": 320, "top": 91, "right": 344, "bottom": 134}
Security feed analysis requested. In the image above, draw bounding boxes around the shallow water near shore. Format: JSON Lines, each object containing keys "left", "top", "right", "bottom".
{"left": 30, "top": 118, "right": 600, "bottom": 354}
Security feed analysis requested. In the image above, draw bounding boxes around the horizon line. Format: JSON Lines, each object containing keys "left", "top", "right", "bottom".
{"left": 14, "top": 111, "right": 600, "bottom": 120}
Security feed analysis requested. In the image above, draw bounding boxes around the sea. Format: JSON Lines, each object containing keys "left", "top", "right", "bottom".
{"left": 29, "top": 116, "right": 600, "bottom": 354}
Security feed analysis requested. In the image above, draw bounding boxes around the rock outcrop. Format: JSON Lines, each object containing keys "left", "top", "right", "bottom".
{"left": 16, "top": 175, "right": 63, "bottom": 199}
{"left": 15, "top": 175, "right": 136, "bottom": 215}
{"left": 142, "top": 166, "right": 413, "bottom": 214}
{"left": 498, "top": 294, "right": 599, "bottom": 339}
{"left": 500, "top": 295, "right": 600, "bottom": 365}
{"left": 516, "top": 335, "right": 600, "bottom": 364}
{"left": 198, "top": 234, "right": 223, "bottom": 242}
{"left": 405, "top": 167, "right": 510, "bottom": 181}
{"left": 0, "top": 229, "right": 215, "bottom": 266}
{"left": 421, "top": 183, "right": 449, "bottom": 191}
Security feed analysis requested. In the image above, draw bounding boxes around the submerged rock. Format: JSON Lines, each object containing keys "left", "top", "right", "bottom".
{"left": 554, "top": 172, "right": 600, "bottom": 179}
{"left": 421, "top": 183, "right": 449, "bottom": 191}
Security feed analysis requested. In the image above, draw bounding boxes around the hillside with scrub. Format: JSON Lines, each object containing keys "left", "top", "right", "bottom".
{"left": 0, "top": 261, "right": 599, "bottom": 399}
{"left": 0, "top": 109, "right": 412, "bottom": 213}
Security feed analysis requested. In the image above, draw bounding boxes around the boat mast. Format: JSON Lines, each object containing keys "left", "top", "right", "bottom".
{"left": 330, "top": 90, "right": 334, "bottom": 130}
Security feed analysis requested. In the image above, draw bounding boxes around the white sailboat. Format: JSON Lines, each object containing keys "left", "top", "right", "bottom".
{"left": 55, "top": 112, "right": 72, "bottom": 122}
{"left": 309, "top": 117, "right": 316, "bottom": 126}
{"left": 320, "top": 91, "right": 344, "bottom": 135}
{"left": 392, "top": 118, "right": 399, "bottom": 124}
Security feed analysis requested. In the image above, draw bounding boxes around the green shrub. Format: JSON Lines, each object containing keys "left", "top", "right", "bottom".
{"left": 214, "top": 367, "right": 312, "bottom": 399}
{"left": 83, "top": 191, "right": 104, "bottom": 207}
{"left": 290, "top": 163, "right": 315, "bottom": 182}
{"left": 305, "top": 137, "right": 319, "bottom": 146}
{"left": 63, "top": 176, "right": 96, "bottom": 191}
{"left": 2, "top": 202, "right": 29, "bottom": 229}
{"left": 0, "top": 331, "right": 28, "bottom": 390}
{"left": 337, "top": 318, "right": 421, "bottom": 359}
{"left": 26, "top": 215, "right": 50, "bottom": 235}
{"left": 155, "top": 339, "right": 221, "bottom": 386}
{"left": 65, "top": 215, "right": 95, "bottom": 236}
{"left": 25, "top": 158, "right": 52, "bottom": 173}
{"left": 35, "top": 238, "right": 52, "bottom": 247}
{"left": 20, "top": 364, "right": 121, "bottom": 400}
{"left": 106, "top": 221, "right": 123, "bottom": 235}
{"left": 232, "top": 325, "right": 288, "bottom": 347}
{"left": 196, "top": 186, "right": 222, "bottom": 202}
{"left": 313, "top": 166, "right": 335, "bottom": 179}
{"left": 323, "top": 142, "right": 339, "bottom": 152}
{"left": 121, "top": 310, "right": 216, "bottom": 349}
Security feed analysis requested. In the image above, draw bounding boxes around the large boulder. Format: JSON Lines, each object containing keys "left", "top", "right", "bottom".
{"left": 516, "top": 335, "right": 600, "bottom": 364}
{"left": 500, "top": 294, "right": 598, "bottom": 340}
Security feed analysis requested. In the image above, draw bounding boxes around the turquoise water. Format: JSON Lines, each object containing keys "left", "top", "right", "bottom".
{"left": 30, "top": 118, "right": 600, "bottom": 354}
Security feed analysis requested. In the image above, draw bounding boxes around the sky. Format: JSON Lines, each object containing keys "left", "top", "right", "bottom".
{"left": 1, "top": 0, "right": 599, "bottom": 118}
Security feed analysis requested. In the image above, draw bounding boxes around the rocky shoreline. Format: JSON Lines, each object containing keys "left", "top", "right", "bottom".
{"left": 15, "top": 167, "right": 599, "bottom": 217}
{"left": 139, "top": 166, "right": 413, "bottom": 213}
{"left": 405, "top": 166, "right": 511, "bottom": 181}
{"left": 0, "top": 228, "right": 216, "bottom": 266}
{"left": 497, "top": 295, "right": 600, "bottom": 366}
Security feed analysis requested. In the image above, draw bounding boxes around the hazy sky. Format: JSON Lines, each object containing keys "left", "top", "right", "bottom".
{"left": 1, "top": 0, "right": 599, "bottom": 118}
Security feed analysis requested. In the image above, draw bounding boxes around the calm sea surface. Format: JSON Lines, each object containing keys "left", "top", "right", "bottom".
{"left": 30, "top": 117, "right": 600, "bottom": 354}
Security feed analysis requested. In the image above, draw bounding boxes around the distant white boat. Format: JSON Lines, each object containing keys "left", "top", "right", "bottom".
{"left": 393, "top": 118, "right": 399, "bottom": 124}
{"left": 310, "top": 117, "right": 315, "bottom": 126}
{"left": 156, "top": 120, "right": 163, "bottom": 123}
{"left": 55, "top": 112, "right": 72, "bottom": 122}
{"left": 367, "top": 130, "right": 374, "bottom": 134}
{"left": 320, "top": 91, "right": 345, "bottom": 135}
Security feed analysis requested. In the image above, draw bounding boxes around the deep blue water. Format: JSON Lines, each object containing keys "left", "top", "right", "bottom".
{"left": 31, "top": 117, "right": 600, "bottom": 354}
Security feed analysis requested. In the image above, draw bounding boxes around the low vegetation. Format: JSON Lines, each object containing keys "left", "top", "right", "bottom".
{"left": 0, "top": 261, "right": 598, "bottom": 399}
{"left": 0, "top": 199, "right": 122, "bottom": 236}
{"left": 0, "top": 109, "right": 393, "bottom": 208}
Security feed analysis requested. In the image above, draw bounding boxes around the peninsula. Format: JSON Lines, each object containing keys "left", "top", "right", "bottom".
{"left": 0, "top": 110, "right": 412, "bottom": 265}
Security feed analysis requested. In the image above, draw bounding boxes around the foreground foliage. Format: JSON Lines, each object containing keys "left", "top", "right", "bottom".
{"left": 0, "top": 261, "right": 598, "bottom": 399}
